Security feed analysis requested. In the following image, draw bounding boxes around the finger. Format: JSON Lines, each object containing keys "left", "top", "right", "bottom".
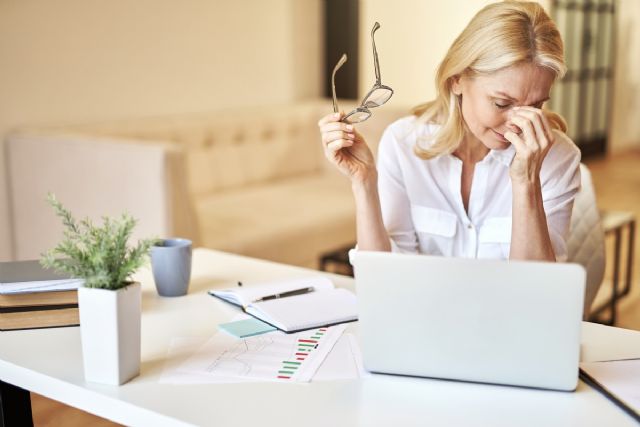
{"left": 516, "top": 107, "right": 555, "bottom": 142}
{"left": 512, "top": 109, "right": 550, "bottom": 151}
{"left": 504, "top": 130, "right": 536, "bottom": 166}
{"left": 504, "top": 129, "right": 528, "bottom": 155}
{"left": 537, "top": 110, "right": 556, "bottom": 147}
{"left": 352, "top": 129, "right": 364, "bottom": 143}
{"left": 509, "top": 115, "right": 540, "bottom": 150}
{"left": 514, "top": 107, "right": 551, "bottom": 140}
{"left": 326, "top": 139, "right": 354, "bottom": 153}
{"left": 322, "top": 130, "right": 355, "bottom": 145}
{"left": 319, "top": 122, "right": 354, "bottom": 135}
{"left": 317, "top": 112, "right": 343, "bottom": 127}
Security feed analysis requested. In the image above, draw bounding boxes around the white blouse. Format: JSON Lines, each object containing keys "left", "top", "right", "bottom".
{"left": 377, "top": 116, "right": 581, "bottom": 261}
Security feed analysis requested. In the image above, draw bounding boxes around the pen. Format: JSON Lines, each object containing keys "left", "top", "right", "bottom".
{"left": 253, "top": 287, "right": 315, "bottom": 303}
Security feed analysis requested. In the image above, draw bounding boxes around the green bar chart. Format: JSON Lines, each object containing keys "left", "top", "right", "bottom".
{"left": 277, "top": 328, "right": 329, "bottom": 380}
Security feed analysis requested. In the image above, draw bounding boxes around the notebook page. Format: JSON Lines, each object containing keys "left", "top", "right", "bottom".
{"left": 210, "top": 276, "right": 334, "bottom": 307}
{"left": 580, "top": 359, "right": 640, "bottom": 417}
{"left": 246, "top": 288, "right": 357, "bottom": 332}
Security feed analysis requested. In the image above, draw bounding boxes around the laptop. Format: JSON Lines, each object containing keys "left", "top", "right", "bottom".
{"left": 351, "top": 251, "right": 586, "bottom": 391}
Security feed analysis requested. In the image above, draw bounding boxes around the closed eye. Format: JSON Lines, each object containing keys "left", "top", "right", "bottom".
{"left": 495, "top": 101, "right": 545, "bottom": 109}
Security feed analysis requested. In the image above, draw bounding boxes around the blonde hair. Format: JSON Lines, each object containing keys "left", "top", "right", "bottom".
{"left": 413, "top": 0, "right": 567, "bottom": 159}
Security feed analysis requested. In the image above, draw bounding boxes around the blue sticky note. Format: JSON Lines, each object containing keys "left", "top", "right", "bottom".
{"left": 218, "top": 318, "right": 277, "bottom": 338}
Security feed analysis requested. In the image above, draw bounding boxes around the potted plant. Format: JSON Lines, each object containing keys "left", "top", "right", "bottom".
{"left": 41, "top": 193, "right": 155, "bottom": 385}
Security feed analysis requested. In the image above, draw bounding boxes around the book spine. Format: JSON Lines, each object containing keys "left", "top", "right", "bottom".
{"left": 0, "top": 303, "right": 79, "bottom": 313}
{"left": 0, "top": 306, "right": 80, "bottom": 331}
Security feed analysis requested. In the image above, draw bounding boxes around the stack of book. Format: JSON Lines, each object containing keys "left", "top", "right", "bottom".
{"left": 0, "top": 260, "right": 84, "bottom": 331}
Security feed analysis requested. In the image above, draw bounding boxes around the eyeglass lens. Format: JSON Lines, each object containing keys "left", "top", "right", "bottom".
{"left": 362, "top": 87, "right": 393, "bottom": 108}
{"left": 343, "top": 110, "right": 371, "bottom": 124}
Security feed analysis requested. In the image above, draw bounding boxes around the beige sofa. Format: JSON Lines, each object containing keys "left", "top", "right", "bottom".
{"left": 6, "top": 99, "right": 407, "bottom": 267}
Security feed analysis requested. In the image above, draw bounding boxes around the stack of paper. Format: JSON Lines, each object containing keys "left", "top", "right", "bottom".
{"left": 1, "top": 279, "right": 84, "bottom": 294}
{"left": 1, "top": 260, "right": 83, "bottom": 294}
{"left": 1, "top": 260, "right": 83, "bottom": 330}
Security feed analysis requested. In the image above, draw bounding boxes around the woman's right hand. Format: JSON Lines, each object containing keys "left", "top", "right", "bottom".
{"left": 317, "top": 112, "right": 376, "bottom": 183}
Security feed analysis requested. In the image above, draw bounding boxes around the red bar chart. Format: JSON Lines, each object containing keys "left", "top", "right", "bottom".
{"left": 277, "top": 328, "right": 330, "bottom": 380}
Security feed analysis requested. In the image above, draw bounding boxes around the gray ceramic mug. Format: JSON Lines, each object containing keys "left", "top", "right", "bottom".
{"left": 151, "top": 238, "right": 192, "bottom": 297}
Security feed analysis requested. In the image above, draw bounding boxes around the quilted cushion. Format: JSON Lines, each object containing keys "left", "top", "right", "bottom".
{"left": 567, "top": 164, "right": 605, "bottom": 316}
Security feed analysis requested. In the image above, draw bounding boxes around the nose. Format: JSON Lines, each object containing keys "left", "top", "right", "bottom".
{"left": 504, "top": 109, "right": 523, "bottom": 135}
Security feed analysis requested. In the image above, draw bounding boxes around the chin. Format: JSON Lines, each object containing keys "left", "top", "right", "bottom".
{"left": 482, "top": 130, "right": 511, "bottom": 150}
{"left": 490, "top": 140, "right": 511, "bottom": 150}
{"left": 481, "top": 137, "right": 510, "bottom": 151}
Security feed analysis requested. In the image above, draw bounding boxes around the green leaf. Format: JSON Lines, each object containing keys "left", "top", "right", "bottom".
{"left": 40, "top": 192, "right": 155, "bottom": 290}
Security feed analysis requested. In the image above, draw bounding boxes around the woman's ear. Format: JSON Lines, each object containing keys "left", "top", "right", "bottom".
{"left": 451, "top": 75, "right": 462, "bottom": 96}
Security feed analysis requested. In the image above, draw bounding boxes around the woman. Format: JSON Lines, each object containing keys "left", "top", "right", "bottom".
{"left": 317, "top": 1, "right": 580, "bottom": 262}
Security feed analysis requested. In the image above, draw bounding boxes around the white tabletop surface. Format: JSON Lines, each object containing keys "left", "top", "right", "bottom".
{"left": 1, "top": 248, "right": 639, "bottom": 426}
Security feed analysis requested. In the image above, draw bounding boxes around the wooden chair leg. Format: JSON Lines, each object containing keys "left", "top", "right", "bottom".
{"left": 588, "top": 217, "right": 636, "bottom": 325}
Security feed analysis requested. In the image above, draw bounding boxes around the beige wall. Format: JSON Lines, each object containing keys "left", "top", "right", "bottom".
{"left": 0, "top": 0, "right": 323, "bottom": 261}
{"left": 358, "top": 0, "right": 495, "bottom": 109}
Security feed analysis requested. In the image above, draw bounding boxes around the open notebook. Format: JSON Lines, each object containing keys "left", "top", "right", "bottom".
{"left": 209, "top": 276, "right": 357, "bottom": 333}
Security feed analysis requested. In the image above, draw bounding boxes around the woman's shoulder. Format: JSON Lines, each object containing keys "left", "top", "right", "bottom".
{"left": 381, "top": 115, "right": 441, "bottom": 150}
{"left": 548, "top": 129, "right": 581, "bottom": 164}
{"left": 539, "top": 129, "right": 582, "bottom": 185}
{"left": 386, "top": 115, "right": 440, "bottom": 133}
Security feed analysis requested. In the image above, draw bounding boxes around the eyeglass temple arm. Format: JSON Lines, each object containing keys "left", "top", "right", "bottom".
{"left": 372, "top": 22, "right": 382, "bottom": 85}
{"left": 331, "top": 53, "right": 348, "bottom": 113}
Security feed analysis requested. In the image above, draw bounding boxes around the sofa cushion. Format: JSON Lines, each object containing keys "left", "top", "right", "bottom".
{"left": 63, "top": 101, "right": 329, "bottom": 197}
{"left": 195, "top": 171, "right": 355, "bottom": 267}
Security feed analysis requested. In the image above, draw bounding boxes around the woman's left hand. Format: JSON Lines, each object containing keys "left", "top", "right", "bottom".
{"left": 504, "top": 106, "right": 555, "bottom": 187}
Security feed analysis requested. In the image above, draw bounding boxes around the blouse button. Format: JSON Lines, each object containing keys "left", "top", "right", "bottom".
{"left": 467, "top": 224, "right": 473, "bottom": 229}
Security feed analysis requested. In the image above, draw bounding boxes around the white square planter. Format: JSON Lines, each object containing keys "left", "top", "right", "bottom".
{"left": 78, "top": 282, "right": 141, "bottom": 385}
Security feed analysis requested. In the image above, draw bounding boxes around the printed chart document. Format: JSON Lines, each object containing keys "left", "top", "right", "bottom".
{"left": 580, "top": 359, "right": 640, "bottom": 421}
{"left": 312, "top": 333, "right": 369, "bottom": 381}
{"left": 159, "top": 337, "right": 255, "bottom": 385}
{"left": 209, "top": 276, "right": 357, "bottom": 333}
{"left": 178, "top": 324, "right": 346, "bottom": 382}
{"left": 159, "top": 332, "right": 366, "bottom": 384}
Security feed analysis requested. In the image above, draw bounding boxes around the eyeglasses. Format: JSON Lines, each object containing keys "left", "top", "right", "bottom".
{"left": 331, "top": 22, "right": 394, "bottom": 124}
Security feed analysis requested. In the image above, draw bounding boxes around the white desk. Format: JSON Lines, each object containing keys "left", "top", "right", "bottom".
{"left": 1, "top": 249, "right": 639, "bottom": 426}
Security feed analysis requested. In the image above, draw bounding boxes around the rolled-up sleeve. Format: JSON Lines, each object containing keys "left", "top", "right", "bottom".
{"left": 541, "top": 131, "right": 582, "bottom": 262}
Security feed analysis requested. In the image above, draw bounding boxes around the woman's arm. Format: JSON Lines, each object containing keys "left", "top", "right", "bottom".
{"left": 317, "top": 112, "right": 390, "bottom": 252}
{"left": 510, "top": 179, "right": 556, "bottom": 261}
{"left": 352, "top": 172, "right": 391, "bottom": 251}
{"left": 506, "top": 107, "right": 559, "bottom": 261}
